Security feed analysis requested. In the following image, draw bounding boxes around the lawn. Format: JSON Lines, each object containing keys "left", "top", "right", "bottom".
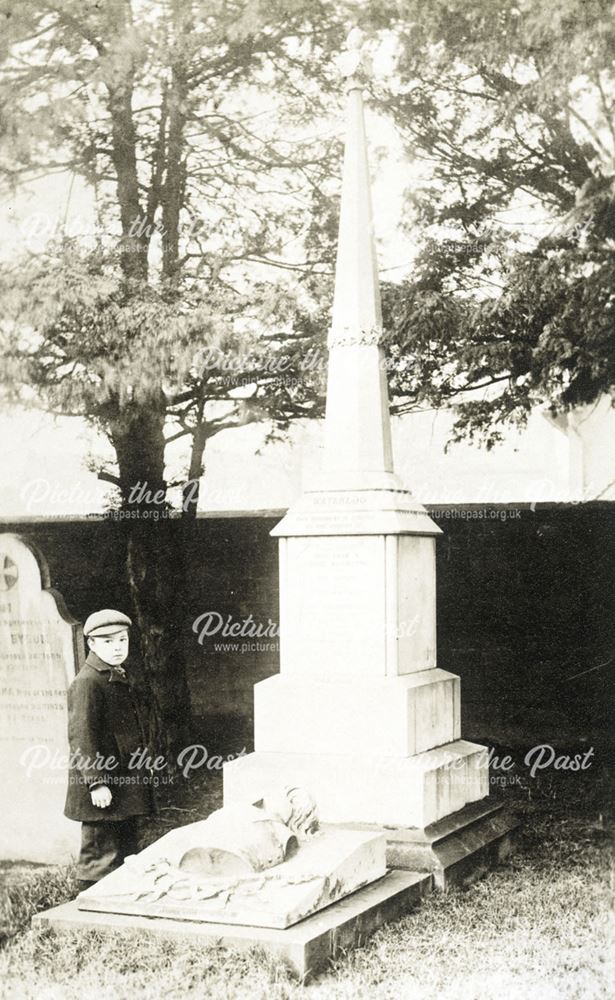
{"left": 1, "top": 754, "right": 613, "bottom": 1000}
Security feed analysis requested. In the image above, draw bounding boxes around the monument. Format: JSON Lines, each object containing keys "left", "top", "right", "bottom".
{"left": 224, "top": 31, "right": 517, "bottom": 880}
{"left": 0, "top": 533, "right": 83, "bottom": 863}
{"left": 33, "top": 33, "right": 517, "bottom": 978}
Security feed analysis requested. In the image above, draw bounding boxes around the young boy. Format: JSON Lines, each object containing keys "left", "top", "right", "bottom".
{"left": 64, "top": 609, "right": 155, "bottom": 892}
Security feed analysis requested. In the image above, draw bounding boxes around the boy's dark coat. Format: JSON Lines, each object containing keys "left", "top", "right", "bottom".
{"left": 64, "top": 650, "right": 155, "bottom": 822}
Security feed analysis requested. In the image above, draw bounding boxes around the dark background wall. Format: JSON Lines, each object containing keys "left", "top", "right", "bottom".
{"left": 2, "top": 504, "right": 613, "bottom": 751}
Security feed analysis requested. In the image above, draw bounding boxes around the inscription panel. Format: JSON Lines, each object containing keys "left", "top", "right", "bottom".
{"left": 280, "top": 535, "right": 386, "bottom": 678}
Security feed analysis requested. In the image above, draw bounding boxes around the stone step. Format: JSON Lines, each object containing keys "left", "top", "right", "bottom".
{"left": 329, "top": 799, "right": 521, "bottom": 888}
{"left": 255, "top": 669, "right": 460, "bottom": 757}
{"left": 224, "top": 740, "right": 489, "bottom": 829}
{"left": 33, "top": 870, "right": 433, "bottom": 982}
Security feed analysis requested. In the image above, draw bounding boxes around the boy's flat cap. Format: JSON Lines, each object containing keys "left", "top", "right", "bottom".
{"left": 83, "top": 609, "right": 132, "bottom": 637}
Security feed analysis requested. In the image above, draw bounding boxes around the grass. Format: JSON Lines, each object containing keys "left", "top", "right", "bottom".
{"left": 1, "top": 761, "right": 613, "bottom": 1000}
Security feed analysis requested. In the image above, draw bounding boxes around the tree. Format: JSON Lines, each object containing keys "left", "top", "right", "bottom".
{"left": 0, "top": 0, "right": 347, "bottom": 757}
{"left": 369, "top": 0, "right": 615, "bottom": 445}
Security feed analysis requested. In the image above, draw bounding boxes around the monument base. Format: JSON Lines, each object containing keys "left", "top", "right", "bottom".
{"left": 224, "top": 741, "right": 489, "bottom": 828}
{"left": 340, "top": 800, "right": 521, "bottom": 889}
{"left": 33, "top": 870, "right": 432, "bottom": 981}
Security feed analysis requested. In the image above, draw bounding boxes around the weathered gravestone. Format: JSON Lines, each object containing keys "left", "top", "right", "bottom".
{"left": 0, "top": 533, "right": 83, "bottom": 863}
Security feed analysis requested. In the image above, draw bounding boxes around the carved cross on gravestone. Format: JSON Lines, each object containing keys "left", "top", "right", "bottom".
{"left": 0, "top": 554, "right": 18, "bottom": 591}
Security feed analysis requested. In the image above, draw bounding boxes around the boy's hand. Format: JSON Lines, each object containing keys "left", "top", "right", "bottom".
{"left": 91, "top": 786, "right": 112, "bottom": 808}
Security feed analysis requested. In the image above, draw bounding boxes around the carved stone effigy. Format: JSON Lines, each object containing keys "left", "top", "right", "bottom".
{"left": 77, "top": 786, "right": 386, "bottom": 929}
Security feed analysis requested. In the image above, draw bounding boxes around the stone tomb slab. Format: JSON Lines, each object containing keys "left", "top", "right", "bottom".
{"left": 34, "top": 869, "right": 433, "bottom": 981}
{"left": 0, "top": 533, "right": 83, "bottom": 864}
{"left": 76, "top": 826, "right": 386, "bottom": 930}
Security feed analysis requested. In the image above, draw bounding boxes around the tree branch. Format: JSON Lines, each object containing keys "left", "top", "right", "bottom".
{"left": 97, "top": 470, "right": 121, "bottom": 486}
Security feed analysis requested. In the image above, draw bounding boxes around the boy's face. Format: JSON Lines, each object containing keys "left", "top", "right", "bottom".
{"left": 88, "top": 629, "right": 129, "bottom": 666}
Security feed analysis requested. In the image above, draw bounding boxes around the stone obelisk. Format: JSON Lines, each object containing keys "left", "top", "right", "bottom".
{"left": 224, "top": 33, "right": 489, "bottom": 831}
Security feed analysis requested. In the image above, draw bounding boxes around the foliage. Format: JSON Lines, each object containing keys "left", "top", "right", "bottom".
{"left": 370, "top": 0, "right": 615, "bottom": 444}
{"left": 0, "top": 0, "right": 348, "bottom": 506}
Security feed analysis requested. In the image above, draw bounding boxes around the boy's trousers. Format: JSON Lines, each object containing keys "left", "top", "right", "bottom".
{"left": 77, "top": 817, "right": 139, "bottom": 882}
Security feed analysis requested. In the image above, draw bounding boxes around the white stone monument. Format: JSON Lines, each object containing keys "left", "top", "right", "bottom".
{"left": 32, "top": 36, "right": 517, "bottom": 973}
{"left": 0, "top": 533, "right": 83, "bottom": 863}
{"left": 224, "top": 33, "right": 489, "bottom": 834}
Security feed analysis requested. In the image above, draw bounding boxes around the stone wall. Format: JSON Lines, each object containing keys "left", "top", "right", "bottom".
{"left": 2, "top": 503, "right": 613, "bottom": 749}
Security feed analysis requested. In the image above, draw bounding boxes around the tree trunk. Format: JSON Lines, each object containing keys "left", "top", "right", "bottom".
{"left": 182, "top": 412, "right": 208, "bottom": 520}
{"left": 109, "top": 399, "right": 192, "bottom": 766}
{"left": 101, "top": 2, "right": 193, "bottom": 766}
{"left": 161, "top": 0, "right": 190, "bottom": 284}
{"left": 125, "top": 520, "right": 191, "bottom": 763}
